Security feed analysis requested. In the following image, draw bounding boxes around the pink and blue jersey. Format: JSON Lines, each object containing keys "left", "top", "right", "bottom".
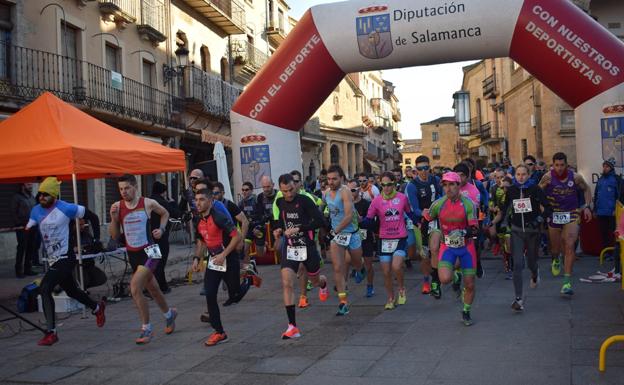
{"left": 366, "top": 192, "right": 411, "bottom": 239}
{"left": 425, "top": 195, "right": 478, "bottom": 236}
{"left": 460, "top": 183, "right": 481, "bottom": 207}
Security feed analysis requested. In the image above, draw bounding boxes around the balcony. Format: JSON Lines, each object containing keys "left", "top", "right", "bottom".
{"left": 479, "top": 122, "right": 492, "bottom": 139}
{"left": 137, "top": 0, "right": 167, "bottom": 44}
{"left": 231, "top": 40, "right": 269, "bottom": 83}
{"left": 185, "top": 66, "right": 243, "bottom": 120}
{"left": 180, "top": 0, "right": 245, "bottom": 35}
{"left": 366, "top": 141, "right": 379, "bottom": 160}
{"left": 392, "top": 108, "right": 401, "bottom": 122}
{"left": 0, "top": 42, "right": 182, "bottom": 129}
{"left": 98, "top": 0, "right": 138, "bottom": 28}
{"left": 267, "top": 21, "right": 287, "bottom": 46}
{"left": 482, "top": 74, "right": 497, "bottom": 99}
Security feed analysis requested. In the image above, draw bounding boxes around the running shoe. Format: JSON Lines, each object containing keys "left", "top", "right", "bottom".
{"left": 430, "top": 282, "right": 442, "bottom": 299}
{"left": 251, "top": 275, "right": 263, "bottom": 288}
{"left": 366, "top": 284, "right": 375, "bottom": 298}
{"left": 319, "top": 277, "right": 329, "bottom": 302}
{"left": 306, "top": 280, "right": 313, "bottom": 291}
{"left": 462, "top": 311, "right": 473, "bottom": 326}
{"left": 298, "top": 295, "right": 309, "bottom": 308}
{"left": 164, "top": 308, "right": 177, "bottom": 334}
{"left": 205, "top": 332, "right": 228, "bottom": 346}
{"left": 135, "top": 328, "right": 154, "bottom": 345}
{"left": 281, "top": 324, "right": 301, "bottom": 340}
{"left": 384, "top": 300, "right": 395, "bottom": 310}
{"left": 421, "top": 281, "right": 431, "bottom": 295}
{"left": 94, "top": 299, "right": 106, "bottom": 328}
{"left": 354, "top": 268, "right": 366, "bottom": 284}
{"left": 336, "top": 303, "right": 350, "bottom": 316}
{"left": 560, "top": 282, "right": 574, "bottom": 296}
{"left": 511, "top": 298, "right": 524, "bottom": 312}
{"left": 37, "top": 331, "right": 58, "bottom": 346}
{"left": 551, "top": 257, "right": 561, "bottom": 277}
{"left": 397, "top": 289, "right": 407, "bottom": 305}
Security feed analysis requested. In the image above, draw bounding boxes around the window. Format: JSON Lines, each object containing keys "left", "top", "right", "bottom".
{"left": 142, "top": 60, "right": 154, "bottom": 86}
{"left": 0, "top": 3, "right": 12, "bottom": 79}
{"left": 405, "top": 158, "right": 411, "bottom": 165}
{"left": 105, "top": 43, "right": 120, "bottom": 72}
{"left": 560, "top": 110, "right": 575, "bottom": 129}
{"left": 521, "top": 139, "right": 528, "bottom": 159}
{"left": 432, "top": 132, "right": 439, "bottom": 142}
{"left": 142, "top": 59, "right": 155, "bottom": 112}
{"left": 278, "top": 8, "right": 285, "bottom": 30}
{"left": 432, "top": 147, "right": 441, "bottom": 159}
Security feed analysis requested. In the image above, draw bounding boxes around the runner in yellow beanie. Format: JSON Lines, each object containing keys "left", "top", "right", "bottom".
{"left": 38, "top": 177, "right": 61, "bottom": 198}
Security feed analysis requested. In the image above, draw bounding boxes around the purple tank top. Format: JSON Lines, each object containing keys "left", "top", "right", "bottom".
{"left": 545, "top": 170, "right": 579, "bottom": 212}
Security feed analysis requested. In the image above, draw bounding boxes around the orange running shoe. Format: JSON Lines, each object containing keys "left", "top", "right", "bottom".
{"left": 298, "top": 295, "right": 309, "bottom": 308}
{"left": 421, "top": 281, "right": 431, "bottom": 295}
{"left": 318, "top": 276, "right": 329, "bottom": 302}
{"left": 205, "top": 332, "right": 228, "bottom": 346}
{"left": 281, "top": 324, "right": 301, "bottom": 339}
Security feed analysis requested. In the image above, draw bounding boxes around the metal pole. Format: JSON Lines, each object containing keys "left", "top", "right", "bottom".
{"left": 184, "top": 170, "right": 195, "bottom": 243}
{"left": 72, "top": 174, "right": 87, "bottom": 318}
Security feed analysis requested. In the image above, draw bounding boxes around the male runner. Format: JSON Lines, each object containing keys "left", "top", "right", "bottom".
{"left": 488, "top": 168, "right": 513, "bottom": 279}
{"left": 358, "top": 173, "right": 380, "bottom": 202}
{"left": 325, "top": 165, "right": 366, "bottom": 316}
{"left": 28, "top": 177, "right": 106, "bottom": 346}
{"left": 539, "top": 152, "right": 592, "bottom": 296}
{"left": 192, "top": 188, "right": 241, "bottom": 346}
{"left": 109, "top": 174, "right": 177, "bottom": 344}
{"left": 405, "top": 155, "right": 442, "bottom": 295}
{"left": 239, "top": 182, "right": 258, "bottom": 267}
{"left": 424, "top": 172, "right": 479, "bottom": 326}
{"left": 348, "top": 179, "right": 376, "bottom": 297}
{"left": 253, "top": 176, "right": 278, "bottom": 258}
{"left": 273, "top": 173, "right": 328, "bottom": 338}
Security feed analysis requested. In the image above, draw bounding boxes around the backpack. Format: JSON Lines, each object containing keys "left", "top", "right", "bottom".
{"left": 17, "top": 282, "right": 40, "bottom": 313}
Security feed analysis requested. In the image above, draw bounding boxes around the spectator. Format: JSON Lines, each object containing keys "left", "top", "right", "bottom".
{"left": 594, "top": 158, "right": 622, "bottom": 277}
{"left": 10, "top": 183, "right": 38, "bottom": 278}
{"left": 150, "top": 181, "right": 180, "bottom": 294}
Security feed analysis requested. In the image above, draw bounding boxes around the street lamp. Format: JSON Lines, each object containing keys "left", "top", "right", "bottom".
{"left": 163, "top": 46, "right": 189, "bottom": 84}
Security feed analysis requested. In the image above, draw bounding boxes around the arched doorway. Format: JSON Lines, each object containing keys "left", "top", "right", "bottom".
{"left": 330, "top": 144, "right": 340, "bottom": 165}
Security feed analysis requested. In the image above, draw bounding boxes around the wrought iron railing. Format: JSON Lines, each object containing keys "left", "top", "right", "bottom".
{"left": 187, "top": 66, "right": 242, "bottom": 120}
{"left": 482, "top": 74, "right": 496, "bottom": 97}
{"left": 0, "top": 42, "right": 182, "bottom": 128}
{"left": 480, "top": 122, "right": 492, "bottom": 139}
{"left": 140, "top": 0, "right": 166, "bottom": 35}
{"left": 98, "top": 0, "right": 139, "bottom": 19}
{"left": 212, "top": 0, "right": 245, "bottom": 30}
{"left": 231, "top": 40, "right": 268, "bottom": 71}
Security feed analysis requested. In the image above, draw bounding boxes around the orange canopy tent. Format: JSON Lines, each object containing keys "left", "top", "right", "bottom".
{"left": 0, "top": 92, "right": 186, "bottom": 182}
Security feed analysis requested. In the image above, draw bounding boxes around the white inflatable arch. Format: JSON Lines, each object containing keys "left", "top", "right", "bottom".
{"left": 231, "top": 0, "right": 624, "bottom": 193}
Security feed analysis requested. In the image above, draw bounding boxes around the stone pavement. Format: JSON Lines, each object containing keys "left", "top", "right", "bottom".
{"left": 0, "top": 248, "right": 623, "bottom": 385}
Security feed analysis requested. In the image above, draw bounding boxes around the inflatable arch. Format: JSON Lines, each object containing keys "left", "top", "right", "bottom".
{"left": 231, "top": 0, "right": 624, "bottom": 193}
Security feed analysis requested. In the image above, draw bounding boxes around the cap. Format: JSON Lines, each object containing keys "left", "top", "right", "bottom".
{"left": 604, "top": 157, "right": 616, "bottom": 169}
{"left": 441, "top": 172, "right": 461, "bottom": 184}
{"left": 39, "top": 177, "right": 61, "bottom": 198}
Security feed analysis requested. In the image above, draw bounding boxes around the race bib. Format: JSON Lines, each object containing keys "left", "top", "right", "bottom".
{"left": 406, "top": 218, "right": 414, "bottom": 230}
{"left": 144, "top": 244, "right": 162, "bottom": 259}
{"left": 207, "top": 256, "right": 227, "bottom": 272}
{"left": 381, "top": 239, "right": 399, "bottom": 253}
{"left": 287, "top": 246, "right": 307, "bottom": 261}
{"left": 553, "top": 212, "right": 571, "bottom": 225}
{"left": 334, "top": 232, "right": 352, "bottom": 247}
{"left": 512, "top": 198, "right": 532, "bottom": 214}
{"left": 444, "top": 231, "right": 466, "bottom": 248}
{"left": 359, "top": 229, "right": 367, "bottom": 240}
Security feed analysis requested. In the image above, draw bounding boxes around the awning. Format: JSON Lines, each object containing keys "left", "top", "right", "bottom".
{"left": 364, "top": 158, "right": 383, "bottom": 174}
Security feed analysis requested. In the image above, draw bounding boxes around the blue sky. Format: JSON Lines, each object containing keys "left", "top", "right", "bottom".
{"left": 287, "top": 0, "right": 477, "bottom": 139}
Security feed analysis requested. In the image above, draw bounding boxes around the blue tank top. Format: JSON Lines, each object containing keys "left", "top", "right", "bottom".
{"left": 325, "top": 187, "right": 357, "bottom": 233}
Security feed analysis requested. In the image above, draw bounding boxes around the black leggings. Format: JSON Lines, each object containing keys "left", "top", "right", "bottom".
{"left": 204, "top": 252, "right": 240, "bottom": 333}
{"left": 40, "top": 258, "right": 97, "bottom": 331}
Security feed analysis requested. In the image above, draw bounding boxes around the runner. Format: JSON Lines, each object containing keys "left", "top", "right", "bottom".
{"left": 488, "top": 169, "right": 513, "bottom": 279}
{"left": 405, "top": 155, "right": 443, "bottom": 296}
{"left": 191, "top": 187, "right": 241, "bottom": 346}
{"left": 238, "top": 181, "right": 258, "bottom": 270}
{"left": 348, "top": 179, "right": 376, "bottom": 297}
{"left": 109, "top": 174, "right": 177, "bottom": 344}
{"left": 424, "top": 172, "right": 479, "bottom": 326}
{"left": 493, "top": 165, "right": 552, "bottom": 311}
{"left": 364, "top": 172, "right": 415, "bottom": 310}
{"left": 325, "top": 165, "right": 366, "bottom": 315}
{"left": 539, "top": 152, "right": 593, "bottom": 296}
{"left": 28, "top": 177, "right": 106, "bottom": 346}
{"left": 358, "top": 173, "right": 380, "bottom": 202}
{"left": 253, "top": 176, "right": 278, "bottom": 259}
{"left": 273, "top": 173, "right": 329, "bottom": 338}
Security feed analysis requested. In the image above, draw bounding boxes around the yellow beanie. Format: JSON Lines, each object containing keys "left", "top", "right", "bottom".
{"left": 39, "top": 177, "right": 61, "bottom": 198}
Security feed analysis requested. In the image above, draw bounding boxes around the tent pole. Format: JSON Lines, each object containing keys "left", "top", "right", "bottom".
{"left": 72, "top": 174, "right": 87, "bottom": 318}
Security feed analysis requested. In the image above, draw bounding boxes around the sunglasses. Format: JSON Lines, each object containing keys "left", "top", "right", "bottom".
{"left": 381, "top": 182, "right": 394, "bottom": 187}
{"left": 241, "top": 188, "right": 250, "bottom": 192}
{"left": 358, "top": 180, "right": 367, "bottom": 183}
{"left": 350, "top": 188, "right": 358, "bottom": 193}
{"left": 189, "top": 176, "right": 199, "bottom": 181}
{"left": 293, "top": 179, "right": 301, "bottom": 183}
{"left": 525, "top": 163, "right": 534, "bottom": 166}
{"left": 416, "top": 165, "right": 430, "bottom": 171}
{"left": 212, "top": 191, "right": 221, "bottom": 196}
